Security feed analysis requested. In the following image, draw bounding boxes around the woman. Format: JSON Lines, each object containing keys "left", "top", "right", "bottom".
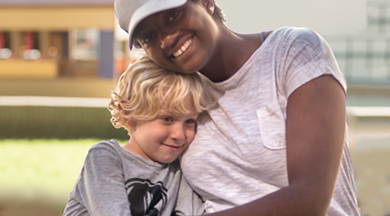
{"left": 114, "top": 0, "right": 360, "bottom": 215}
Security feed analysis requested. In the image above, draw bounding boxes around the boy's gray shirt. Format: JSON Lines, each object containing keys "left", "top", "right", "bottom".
{"left": 63, "top": 139, "right": 203, "bottom": 216}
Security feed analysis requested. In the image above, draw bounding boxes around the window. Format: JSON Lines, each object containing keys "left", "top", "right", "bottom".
{"left": 0, "top": 31, "right": 11, "bottom": 59}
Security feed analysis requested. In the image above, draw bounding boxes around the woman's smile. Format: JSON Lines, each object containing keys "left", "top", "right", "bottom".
{"left": 172, "top": 37, "right": 193, "bottom": 58}
{"left": 134, "top": 1, "right": 220, "bottom": 74}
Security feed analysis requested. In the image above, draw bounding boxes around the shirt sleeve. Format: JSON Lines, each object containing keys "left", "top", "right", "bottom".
{"left": 66, "top": 143, "right": 131, "bottom": 216}
{"left": 275, "top": 27, "right": 347, "bottom": 98}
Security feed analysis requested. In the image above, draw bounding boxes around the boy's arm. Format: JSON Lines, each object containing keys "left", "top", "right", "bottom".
{"left": 64, "top": 144, "right": 131, "bottom": 216}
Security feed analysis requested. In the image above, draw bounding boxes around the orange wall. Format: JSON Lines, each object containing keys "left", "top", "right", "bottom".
{"left": 0, "top": 59, "right": 57, "bottom": 78}
{"left": 0, "top": 6, "right": 115, "bottom": 30}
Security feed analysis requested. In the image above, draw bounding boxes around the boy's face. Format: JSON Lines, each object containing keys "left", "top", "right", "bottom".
{"left": 126, "top": 98, "right": 198, "bottom": 163}
{"left": 132, "top": 0, "right": 219, "bottom": 74}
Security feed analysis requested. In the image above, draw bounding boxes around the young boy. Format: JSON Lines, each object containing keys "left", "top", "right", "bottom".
{"left": 63, "top": 55, "right": 214, "bottom": 216}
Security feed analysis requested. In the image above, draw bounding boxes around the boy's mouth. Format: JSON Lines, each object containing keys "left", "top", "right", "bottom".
{"left": 172, "top": 38, "right": 193, "bottom": 58}
{"left": 163, "top": 144, "right": 181, "bottom": 152}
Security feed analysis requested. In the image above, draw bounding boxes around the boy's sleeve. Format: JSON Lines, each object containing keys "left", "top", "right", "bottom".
{"left": 63, "top": 143, "right": 131, "bottom": 216}
{"left": 173, "top": 174, "right": 205, "bottom": 216}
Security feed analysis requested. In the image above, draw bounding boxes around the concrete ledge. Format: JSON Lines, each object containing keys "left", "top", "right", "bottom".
{"left": 0, "top": 96, "right": 109, "bottom": 108}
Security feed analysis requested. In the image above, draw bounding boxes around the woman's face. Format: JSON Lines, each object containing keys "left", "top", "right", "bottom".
{"left": 132, "top": 0, "right": 219, "bottom": 74}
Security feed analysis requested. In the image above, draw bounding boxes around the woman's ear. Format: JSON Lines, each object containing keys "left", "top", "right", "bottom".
{"left": 201, "top": 0, "right": 215, "bottom": 15}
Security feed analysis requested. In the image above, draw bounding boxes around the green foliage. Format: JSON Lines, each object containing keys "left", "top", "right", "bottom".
{"left": 0, "top": 138, "right": 125, "bottom": 213}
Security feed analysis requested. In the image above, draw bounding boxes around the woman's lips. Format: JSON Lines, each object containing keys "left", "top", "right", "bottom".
{"left": 172, "top": 38, "right": 193, "bottom": 58}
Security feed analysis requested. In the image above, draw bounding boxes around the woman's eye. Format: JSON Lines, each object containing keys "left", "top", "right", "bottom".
{"left": 168, "top": 10, "right": 180, "bottom": 22}
{"left": 137, "top": 33, "right": 154, "bottom": 46}
{"left": 143, "top": 34, "right": 153, "bottom": 44}
{"left": 133, "top": 41, "right": 142, "bottom": 49}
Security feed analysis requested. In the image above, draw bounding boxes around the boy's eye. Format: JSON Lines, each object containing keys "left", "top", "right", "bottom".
{"left": 162, "top": 117, "right": 173, "bottom": 122}
{"left": 185, "top": 119, "right": 196, "bottom": 124}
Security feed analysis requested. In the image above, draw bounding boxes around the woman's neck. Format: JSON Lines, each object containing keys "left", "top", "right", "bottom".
{"left": 199, "top": 30, "right": 262, "bottom": 82}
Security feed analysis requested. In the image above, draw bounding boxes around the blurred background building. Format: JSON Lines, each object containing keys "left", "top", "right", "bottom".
{"left": 0, "top": 0, "right": 389, "bottom": 215}
{"left": 0, "top": 0, "right": 130, "bottom": 139}
{"left": 325, "top": 0, "right": 390, "bottom": 215}
{"left": 0, "top": 0, "right": 123, "bottom": 79}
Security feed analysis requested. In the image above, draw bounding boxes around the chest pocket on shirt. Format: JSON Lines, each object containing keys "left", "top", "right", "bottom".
{"left": 256, "top": 100, "right": 286, "bottom": 150}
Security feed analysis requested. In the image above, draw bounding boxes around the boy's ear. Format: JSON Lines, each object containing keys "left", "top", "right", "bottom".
{"left": 124, "top": 118, "right": 137, "bottom": 127}
{"left": 201, "top": 0, "right": 215, "bottom": 15}
{"left": 118, "top": 104, "right": 137, "bottom": 127}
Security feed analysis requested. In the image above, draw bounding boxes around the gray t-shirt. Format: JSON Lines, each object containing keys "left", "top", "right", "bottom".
{"left": 182, "top": 27, "right": 360, "bottom": 215}
{"left": 63, "top": 140, "right": 203, "bottom": 216}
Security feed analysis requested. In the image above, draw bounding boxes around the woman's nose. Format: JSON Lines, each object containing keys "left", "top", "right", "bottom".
{"left": 160, "top": 30, "right": 180, "bottom": 49}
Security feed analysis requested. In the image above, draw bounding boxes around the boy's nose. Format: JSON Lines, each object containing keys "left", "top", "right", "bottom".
{"left": 160, "top": 30, "right": 180, "bottom": 49}
{"left": 170, "top": 124, "right": 186, "bottom": 141}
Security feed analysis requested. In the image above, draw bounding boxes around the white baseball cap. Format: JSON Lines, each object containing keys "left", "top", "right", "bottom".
{"left": 115, "top": 0, "right": 188, "bottom": 49}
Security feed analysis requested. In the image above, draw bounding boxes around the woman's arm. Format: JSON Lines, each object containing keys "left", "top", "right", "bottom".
{"left": 206, "top": 75, "right": 346, "bottom": 216}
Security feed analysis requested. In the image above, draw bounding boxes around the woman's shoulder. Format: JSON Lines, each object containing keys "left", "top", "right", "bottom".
{"left": 269, "top": 27, "right": 323, "bottom": 46}
{"left": 272, "top": 26, "right": 318, "bottom": 37}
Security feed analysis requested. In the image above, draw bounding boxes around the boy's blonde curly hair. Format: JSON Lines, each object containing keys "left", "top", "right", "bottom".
{"left": 109, "top": 55, "right": 215, "bottom": 133}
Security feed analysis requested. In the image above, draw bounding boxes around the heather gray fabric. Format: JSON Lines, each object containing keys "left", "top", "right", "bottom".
{"left": 182, "top": 27, "right": 360, "bottom": 216}
{"left": 63, "top": 139, "right": 204, "bottom": 216}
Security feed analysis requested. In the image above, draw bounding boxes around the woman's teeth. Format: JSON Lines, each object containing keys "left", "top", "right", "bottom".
{"left": 173, "top": 38, "right": 193, "bottom": 58}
